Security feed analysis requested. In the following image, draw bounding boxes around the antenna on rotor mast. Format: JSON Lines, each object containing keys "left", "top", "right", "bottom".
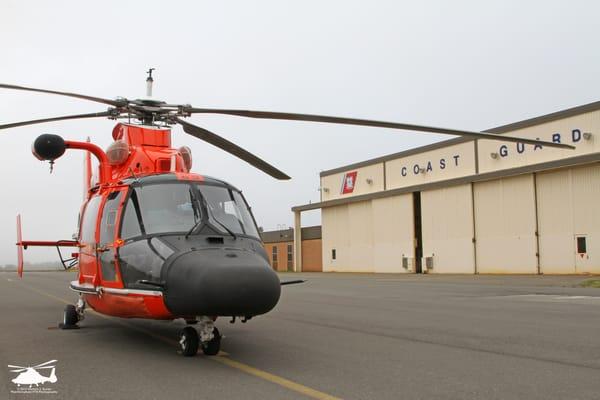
{"left": 146, "top": 68, "right": 155, "bottom": 97}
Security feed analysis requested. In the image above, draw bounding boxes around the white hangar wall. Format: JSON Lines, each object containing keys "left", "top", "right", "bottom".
{"left": 294, "top": 101, "right": 600, "bottom": 274}
{"left": 385, "top": 142, "right": 476, "bottom": 189}
{"left": 322, "top": 194, "right": 414, "bottom": 273}
{"left": 473, "top": 175, "right": 538, "bottom": 274}
{"left": 320, "top": 163, "right": 384, "bottom": 202}
{"left": 421, "top": 184, "right": 475, "bottom": 274}
{"left": 478, "top": 109, "right": 600, "bottom": 174}
{"left": 536, "top": 164, "right": 600, "bottom": 274}
{"left": 321, "top": 201, "right": 374, "bottom": 273}
{"left": 372, "top": 196, "right": 414, "bottom": 273}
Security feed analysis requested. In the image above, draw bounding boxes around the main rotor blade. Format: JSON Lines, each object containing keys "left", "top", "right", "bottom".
{"left": 174, "top": 118, "right": 291, "bottom": 180}
{"left": 185, "top": 108, "right": 575, "bottom": 150}
{"left": 0, "top": 111, "right": 114, "bottom": 130}
{"left": 7, "top": 365, "right": 27, "bottom": 369}
{"left": 0, "top": 83, "right": 124, "bottom": 107}
{"left": 31, "top": 360, "right": 57, "bottom": 368}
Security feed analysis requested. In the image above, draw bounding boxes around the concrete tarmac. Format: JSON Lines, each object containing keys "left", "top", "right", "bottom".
{"left": 1, "top": 272, "right": 600, "bottom": 400}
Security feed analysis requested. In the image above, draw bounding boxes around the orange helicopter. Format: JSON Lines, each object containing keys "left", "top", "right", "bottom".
{"left": 1, "top": 70, "right": 573, "bottom": 356}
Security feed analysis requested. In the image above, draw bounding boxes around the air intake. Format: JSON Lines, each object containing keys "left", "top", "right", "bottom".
{"left": 156, "top": 158, "right": 171, "bottom": 172}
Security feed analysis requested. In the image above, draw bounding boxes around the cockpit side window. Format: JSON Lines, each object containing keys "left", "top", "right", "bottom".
{"left": 100, "top": 191, "right": 123, "bottom": 246}
{"left": 80, "top": 196, "right": 102, "bottom": 244}
{"left": 232, "top": 191, "right": 260, "bottom": 238}
{"left": 196, "top": 184, "right": 260, "bottom": 239}
{"left": 121, "top": 191, "right": 143, "bottom": 240}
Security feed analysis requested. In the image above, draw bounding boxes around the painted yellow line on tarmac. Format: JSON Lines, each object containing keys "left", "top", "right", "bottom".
{"left": 213, "top": 356, "right": 342, "bottom": 400}
{"left": 19, "top": 281, "right": 71, "bottom": 305}
{"left": 13, "top": 278, "right": 341, "bottom": 400}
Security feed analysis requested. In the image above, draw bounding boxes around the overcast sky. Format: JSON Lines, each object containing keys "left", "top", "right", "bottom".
{"left": 1, "top": 0, "right": 599, "bottom": 264}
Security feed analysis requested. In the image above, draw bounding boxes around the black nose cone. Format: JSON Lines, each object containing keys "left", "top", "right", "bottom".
{"left": 163, "top": 249, "right": 281, "bottom": 317}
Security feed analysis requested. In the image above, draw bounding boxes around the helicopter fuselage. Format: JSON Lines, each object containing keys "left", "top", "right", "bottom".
{"left": 30, "top": 123, "right": 281, "bottom": 321}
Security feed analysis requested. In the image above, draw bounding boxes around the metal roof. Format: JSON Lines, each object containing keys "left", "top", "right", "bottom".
{"left": 261, "top": 228, "right": 293, "bottom": 243}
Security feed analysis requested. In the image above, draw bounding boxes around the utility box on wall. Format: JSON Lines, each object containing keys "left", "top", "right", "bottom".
{"left": 402, "top": 256, "right": 414, "bottom": 272}
{"left": 424, "top": 255, "right": 434, "bottom": 272}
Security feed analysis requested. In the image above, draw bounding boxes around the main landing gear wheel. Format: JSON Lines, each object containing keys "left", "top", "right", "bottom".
{"left": 179, "top": 327, "right": 199, "bottom": 357}
{"left": 202, "top": 327, "right": 221, "bottom": 356}
{"left": 59, "top": 304, "right": 80, "bottom": 329}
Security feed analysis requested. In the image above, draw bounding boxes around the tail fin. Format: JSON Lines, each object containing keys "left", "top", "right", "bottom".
{"left": 16, "top": 214, "right": 23, "bottom": 278}
{"left": 48, "top": 367, "right": 57, "bottom": 383}
{"left": 83, "top": 137, "right": 91, "bottom": 199}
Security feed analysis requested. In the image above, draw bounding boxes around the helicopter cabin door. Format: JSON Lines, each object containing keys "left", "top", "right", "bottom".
{"left": 78, "top": 195, "right": 103, "bottom": 286}
{"left": 98, "top": 189, "right": 126, "bottom": 286}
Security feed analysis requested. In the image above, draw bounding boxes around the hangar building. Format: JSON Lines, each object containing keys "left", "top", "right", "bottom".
{"left": 291, "top": 101, "right": 600, "bottom": 274}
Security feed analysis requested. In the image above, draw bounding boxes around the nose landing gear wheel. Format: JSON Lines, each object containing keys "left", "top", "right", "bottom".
{"left": 202, "top": 327, "right": 221, "bottom": 356}
{"left": 179, "top": 327, "right": 199, "bottom": 357}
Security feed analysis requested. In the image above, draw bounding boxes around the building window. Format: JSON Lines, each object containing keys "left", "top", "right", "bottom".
{"left": 272, "top": 246, "right": 278, "bottom": 269}
{"left": 332, "top": 249, "right": 336, "bottom": 260}
{"left": 287, "top": 244, "right": 293, "bottom": 270}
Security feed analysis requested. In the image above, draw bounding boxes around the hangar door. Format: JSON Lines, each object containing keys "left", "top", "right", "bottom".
{"left": 537, "top": 165, "right": 600, "bottom": 274}
{"left": 421, "top": 184, "right": 475, "bottom": 273}
{"left": 474, "top": 174, "right": 538, "bottom": 273}
{"left": 372, "top": 194, "right": 414, "bottom": 273}
{"left": 322, "top": 195, "right": 414, "bottom": 273}
{"left": 321, "top": 201, "right": 374, "bottom": 272}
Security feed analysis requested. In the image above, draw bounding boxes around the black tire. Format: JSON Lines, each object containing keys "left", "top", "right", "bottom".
{"left": 202, "top": 327, "right": 221, "bottom": 356}
{"left": 179, "top": 327, "right": 199, "bottom": 357}
{"left": 63, "top": 304, "right": 78, "bottom": 326}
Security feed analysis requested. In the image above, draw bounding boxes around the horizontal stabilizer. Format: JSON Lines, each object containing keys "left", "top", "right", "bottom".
{"left": 15, "top": 214, "right": 79, "bottom": 277}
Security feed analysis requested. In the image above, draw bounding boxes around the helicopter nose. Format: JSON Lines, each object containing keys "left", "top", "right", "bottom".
{"left": 163, "top": 249, "right": 281, "bottom": 317}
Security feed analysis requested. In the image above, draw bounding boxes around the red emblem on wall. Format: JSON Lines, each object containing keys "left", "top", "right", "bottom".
{"left": 341, "top": 171, "right": 358, "bottom": 194}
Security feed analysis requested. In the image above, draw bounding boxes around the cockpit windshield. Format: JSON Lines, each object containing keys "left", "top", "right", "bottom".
{"left": 197, "top": 184, "right": 259, "bottom": 238}
{"left": 120, "top": 182, "right": 260, "bottom": 240}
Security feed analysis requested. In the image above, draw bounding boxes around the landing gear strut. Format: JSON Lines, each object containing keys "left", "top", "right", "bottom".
{"left": 178, "top": 316, "right": 221, "bottom": 356}
{"left": 59, "top": 295, "right": 85, "bottom": 329}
